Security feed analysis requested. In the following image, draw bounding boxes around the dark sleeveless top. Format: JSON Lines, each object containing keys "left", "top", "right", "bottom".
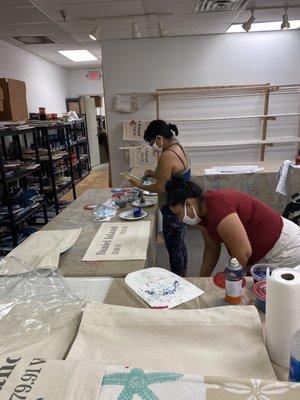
{"left": 158, "top": 143, "right": 191, "bottom": 209}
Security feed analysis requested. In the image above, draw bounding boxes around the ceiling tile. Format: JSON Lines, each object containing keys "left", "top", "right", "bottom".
{"left": 1, "top": 0, "right": 300, "bottom": 70}
{"left": 34, "top": 0, "right": 123, "bottom": 4}
{"left": 162, "top": 12, "right": 239, "bottom": 26}
{"left": 38, "top": 1, "right": 144, "bottom": 21}
{"left": 143, "top": 0, "right": 196, "bottom": 14}
{"left": 0, "top": 7, "right": 50, "bottom": 24}
{"left": 0, "top": 0, "right": 32, "bottom": 8}
{"left": 70, "top": 31, "right": 130, "bottom": 41}
{"left": 56, "top": 16, "right": 149, "bottom": 34}
{"left": 247, "top": 0, "right": 300, "bottom": 7}
{"left": 18, "top": 41, "right": 102, "bottom": 69}
{"left": 0, "top": 22, "right": 70, "bottom": 36}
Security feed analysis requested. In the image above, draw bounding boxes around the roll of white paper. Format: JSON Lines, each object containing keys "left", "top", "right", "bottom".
{"left": 265, "top": 268, "right": 300, "bottom": 367}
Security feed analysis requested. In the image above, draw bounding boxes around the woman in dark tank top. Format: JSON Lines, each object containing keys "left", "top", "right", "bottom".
{"left": 129, "top": 120, "right": 191, "bottom": 277}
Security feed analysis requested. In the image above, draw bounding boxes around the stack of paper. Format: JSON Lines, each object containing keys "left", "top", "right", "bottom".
{"left": 204, "top": 165, "right": 264, "bottom": 175}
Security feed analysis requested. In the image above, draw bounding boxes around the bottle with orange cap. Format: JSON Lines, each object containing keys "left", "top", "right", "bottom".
{"left": 225, "top": 258, "right": 244, "bottom": 305}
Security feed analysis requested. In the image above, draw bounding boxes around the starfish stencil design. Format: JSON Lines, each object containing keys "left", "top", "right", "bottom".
{"left": 101, "top": 367, "right": 183, "bottom": 400}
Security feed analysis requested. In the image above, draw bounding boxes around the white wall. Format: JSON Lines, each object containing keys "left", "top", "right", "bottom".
{"left": 101, "top": 31, "right": 300, "bottom": 185}
{"left": 68, "top": 69, "right": 104, "bottom": 97}
{"left": 68, "top": 69, "right": 105, "bottom": 116}
{"left": 0, "top": 39, "right": 69, "bottom": 114}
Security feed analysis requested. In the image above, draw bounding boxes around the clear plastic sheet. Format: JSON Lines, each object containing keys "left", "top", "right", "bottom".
{"left": 93, "top": 200, "right": 118, "bottom": 221}
{"left": 0, "top": 256, "right": 85, "bottom": 358}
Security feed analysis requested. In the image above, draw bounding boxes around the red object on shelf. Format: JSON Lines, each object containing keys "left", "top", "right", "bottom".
{"left": 213, "top": 271, "right": 246, "bottom": 289}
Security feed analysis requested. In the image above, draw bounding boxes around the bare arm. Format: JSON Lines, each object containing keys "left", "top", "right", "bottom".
{"left": 129, "top": 152, "right": 175, "bottom": 193}
{"left": 217, "top": 213, "right": 252, "bottom": 267}
{"left": 199, "top": 226, "right": 221, "bottom": 277}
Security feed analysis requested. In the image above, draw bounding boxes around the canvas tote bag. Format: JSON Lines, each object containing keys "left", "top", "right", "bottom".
{"left": 67, "top": 302, "right": 276, "bottom": 379}
{"left": 0, "top": 356, "right": 106, "bottom": 400}
{"left": 98, "top": 365, "right": 300, "bottom": 400}
{"left": 8, "top": 229, "right": 82, "bottom": 268}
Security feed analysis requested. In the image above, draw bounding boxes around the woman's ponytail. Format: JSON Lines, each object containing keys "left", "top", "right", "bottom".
{"left": 168, "top": 123, "right": 179, "bottom": 137}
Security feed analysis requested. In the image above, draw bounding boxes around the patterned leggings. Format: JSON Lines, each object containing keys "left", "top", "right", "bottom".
{"left": 161, "top": 206, "right": 188, "bottom": 277}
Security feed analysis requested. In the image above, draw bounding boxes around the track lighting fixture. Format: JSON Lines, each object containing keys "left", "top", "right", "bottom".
{"left": 132, "top": 19, "right": 141, "bottom": 39}
{"left": 281, "top": 8, "right": 290, "bottom": 30}
{"left": 157, "top": 17, "right": 168, "bottom": 37}
{"left": 89, "top": 19, "right": 101, "bottom": 41}
{"left": 242, "top": 10, "right": 255, "bottom": 32}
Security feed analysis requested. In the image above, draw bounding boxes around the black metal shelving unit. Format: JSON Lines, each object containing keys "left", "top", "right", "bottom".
{"left": 0, "top": 127, "right": 48, "bottom": 249}
{"left": 0, "top": 119, "right": 91, "bottom": 249}
{"left": 34, "top": 123, "right": 75, "bottom": 214}
{"left": 33, "top": 119, "right": 91, "bottom": 215}
{"left": 66, "top": 118, "right": 91, "bottom": 183}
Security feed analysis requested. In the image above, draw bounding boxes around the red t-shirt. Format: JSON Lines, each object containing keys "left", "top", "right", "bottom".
{"left": 200, "top": 189, "right": 283, "bottom": 265}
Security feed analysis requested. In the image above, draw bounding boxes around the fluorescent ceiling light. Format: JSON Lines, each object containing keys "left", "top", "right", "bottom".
{"left": 58, "top": 50, "right": 97, "bottom": 62}
{"left": 227, "top": 20, "right": 300, "bottom": 33}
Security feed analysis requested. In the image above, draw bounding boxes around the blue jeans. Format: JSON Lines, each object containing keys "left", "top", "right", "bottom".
{"left": 161, "top": 205, "right": 188, "bottom": 277}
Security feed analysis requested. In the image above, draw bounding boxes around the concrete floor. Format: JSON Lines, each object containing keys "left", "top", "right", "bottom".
{"left": 63, "top": 165, "right": 228, "bottom": 276}
{"left": 157, "top": 227, "right": 229, "bottom": 276}
{"left": 63, "top": 164, "right": 109, "bottom": 202}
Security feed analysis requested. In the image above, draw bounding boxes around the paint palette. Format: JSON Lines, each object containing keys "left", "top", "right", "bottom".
{"left": 125, "top": 267, "right": 204, "bottom": 308}
{"left": 119, "top": 210, "right": 147, "bottom": 221}
{"left": 132, "top": 199, "right": 156, "bottom": 208}
{"left": 143, "top": 190, "right": 158, "bottom": 196}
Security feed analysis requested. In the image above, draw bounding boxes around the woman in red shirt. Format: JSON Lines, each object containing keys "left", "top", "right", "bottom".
{"left": 165, "top": 175, "right": 300, "bottom": 276}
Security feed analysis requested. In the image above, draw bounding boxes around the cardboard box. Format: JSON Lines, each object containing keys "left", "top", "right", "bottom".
{"left": 91, "top": 95, "right": 102, "bottom": 107}
{"left": 0, "top": 78, "right": 28, "bottom": 121}
{"left": 66, "top": 97, "right": 86, "bottom": 114}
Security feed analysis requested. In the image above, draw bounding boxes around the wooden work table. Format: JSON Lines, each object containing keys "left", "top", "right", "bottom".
{"left": 42, "top": 188, "right": 157, "bottom": 277}
{"left": 104, "top": 276, "right": 288, "bottom": 382}
{"left": 133, "top": 160, "right": 300, "bottom": 213}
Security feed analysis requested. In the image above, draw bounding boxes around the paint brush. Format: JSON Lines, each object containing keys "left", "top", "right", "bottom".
{"left": 140, "top": 193, "right": 145, "bottom": 204}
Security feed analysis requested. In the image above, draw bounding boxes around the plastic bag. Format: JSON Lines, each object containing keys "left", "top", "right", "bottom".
{"left": 0, "top": 257, "right": 85, "bottom": 358}
{"left": 93, "top": 200, "right": 118, "bottom": 221}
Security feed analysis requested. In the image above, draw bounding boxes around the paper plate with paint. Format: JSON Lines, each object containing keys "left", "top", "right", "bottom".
{"left": 119, "top": 210, "right": 147, "bottom": 221}
{"left": 132, "top": 199, "right": 156, "bottom": 208}
{"left": 125, "top": 267, "right": 204, "bottom": 309}
{"left": 143, "top": 190, "right": 158, "bottom": 196}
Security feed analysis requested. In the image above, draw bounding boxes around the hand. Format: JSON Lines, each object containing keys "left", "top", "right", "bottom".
{"left": 129, "top": 178, "right": 143, "bottom": 188}
{"left": 144, "top": 169, "right": 155, "bottom": 178}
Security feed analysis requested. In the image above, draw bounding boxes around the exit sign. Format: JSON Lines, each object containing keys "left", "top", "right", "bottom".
{"left": 88, "top": 70, "right": 101, "bottom": 80}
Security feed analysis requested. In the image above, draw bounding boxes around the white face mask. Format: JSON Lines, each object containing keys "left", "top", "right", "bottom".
{"left": 152, "top": 136, "right": 163, "bottom": 153}
{"left": 183, "top": 202, "right": 201, "bottom": 226}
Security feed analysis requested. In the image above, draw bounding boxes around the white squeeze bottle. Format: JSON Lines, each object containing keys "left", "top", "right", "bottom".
{"left": 289, "top": 329, "right": 300, "bottom": 382}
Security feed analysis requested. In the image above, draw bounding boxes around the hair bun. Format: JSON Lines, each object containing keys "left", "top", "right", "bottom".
{"left": 168, "top": 123, "right": 179, "bottom": 137}
{"left": 165, "top": 174, "right": 185, "bottom": 193}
